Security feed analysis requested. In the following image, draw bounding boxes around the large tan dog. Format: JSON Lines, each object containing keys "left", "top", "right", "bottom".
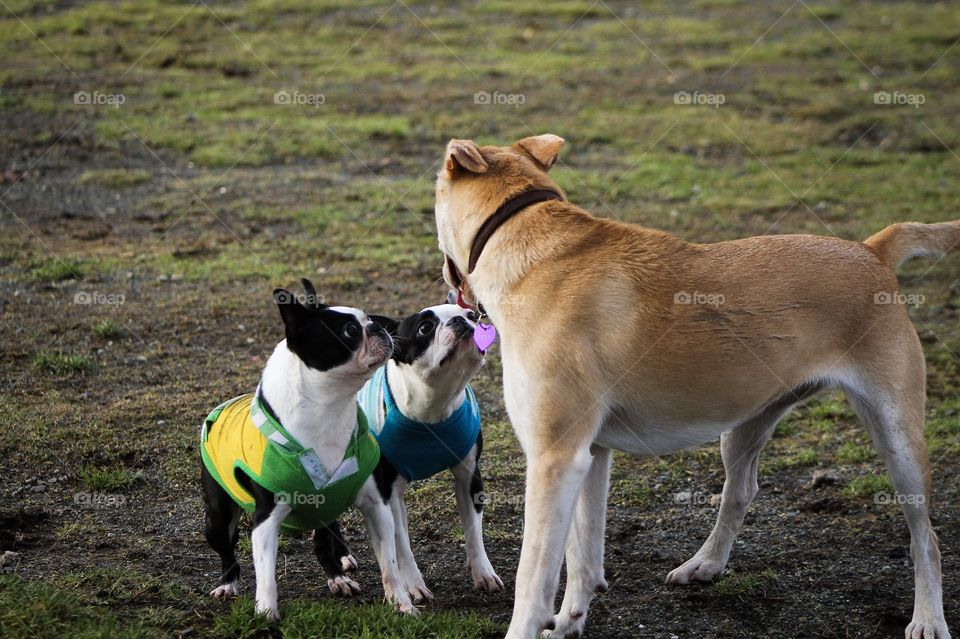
{"left": 433, "top": 134, "right": 955, "bottom": 639}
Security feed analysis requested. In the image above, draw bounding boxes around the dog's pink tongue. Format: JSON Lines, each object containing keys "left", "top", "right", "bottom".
{"left": 473, "top": 323, "right": 497, "bottom": 352}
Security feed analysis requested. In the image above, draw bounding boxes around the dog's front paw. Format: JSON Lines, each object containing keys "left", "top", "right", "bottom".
{"left": 469, "top": 557, "right": 504, "bottom": 592}
{"left": 328, "top": 574, "right": 362, "bottom": 597}
{"left": 542, "top": 610, "right": 587, "bottom": 639}
{"left": 209, "top": 582, "right": 238, "bottom": 600}
{"left": 407, "top": 582, "right": 433, "bottom": 605}
{"left": 906, "top": 616, "right": 951, "bottom": 639}
{"left": 255, "top": 602, "right": 281, "bottom": 622}
{"left": 665, "top": 555, "right": 725, "bottom": 585}
{"left": 340, "top": 554, "right": 358, "bottom": 573}
{"left": 384, "top": 584, "right": 419, "bottom": 615}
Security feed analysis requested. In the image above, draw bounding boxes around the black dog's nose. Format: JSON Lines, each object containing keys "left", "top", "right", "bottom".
{"left": 448, "top": 315, "right": 473, "bottom": 337}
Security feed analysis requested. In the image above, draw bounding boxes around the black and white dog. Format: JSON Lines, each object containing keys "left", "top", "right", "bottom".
{"left": 317, "top": 304, "right": 503, "bottom": 603}
{"left": 200, "top": 279, "right": 418, "bottom": 620}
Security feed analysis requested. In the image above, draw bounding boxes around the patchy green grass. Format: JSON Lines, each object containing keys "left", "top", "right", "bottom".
{"left": 79, "top": 465, "right": 136, "bottom": 492}
{"left": 712, "top": 569, "right": 778, "bottom": 601}
{"left": 837, "top": 442, "right": 875, "bottom": 464}
{"left": 92, "top": 318, "right": 122, "bottom": 338}
{"left": 0, "top": 575, "right": 163, "bottom": 639}
{"left": 31, "top": 350, "right": 92, "bottom": 374}
{"left": 78, "top": 169, "right": 153, "bottom": 188}
{"left": 843, "top": 474, "right": 894, "bottom": 499}
{"left": 213, "top": 597, "right": 500, "bottom": 639}
{"left": 30, "top": 258, "right": 84, "bottom": 282}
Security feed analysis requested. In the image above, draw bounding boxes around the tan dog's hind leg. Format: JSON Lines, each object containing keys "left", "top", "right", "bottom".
{"left": 545, "top": 445, "right": 613, "bottom": 639}
{"left": 665, "top": 406, "right": 788, "bottom": 585}
{"left": 843, "top": 366, "right": 949, "bottom": 639}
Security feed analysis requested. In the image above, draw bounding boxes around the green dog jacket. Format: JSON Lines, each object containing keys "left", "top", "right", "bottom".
{"left": 200, "top": 388, "right": 380, "bottom": 530}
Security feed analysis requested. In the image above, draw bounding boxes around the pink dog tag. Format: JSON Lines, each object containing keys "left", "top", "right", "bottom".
{"left": 473, "top": 323, "right": 497, "bottom": 352}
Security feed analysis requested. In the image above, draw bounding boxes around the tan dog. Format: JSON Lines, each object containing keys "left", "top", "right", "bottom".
{"left": 434, "top": 134, "right": 955, "bottom": 639}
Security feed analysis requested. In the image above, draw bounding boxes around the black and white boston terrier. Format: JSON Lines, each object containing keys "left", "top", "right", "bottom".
{"left": 200, "top": 279, "right": 418, "bottom": 621}
{"left": 316, "top": 304, "right": 502, "bottom": 603}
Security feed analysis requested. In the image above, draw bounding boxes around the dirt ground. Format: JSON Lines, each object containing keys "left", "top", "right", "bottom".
{"left": 1, "top": 1, "right": 959, "bottom": 638}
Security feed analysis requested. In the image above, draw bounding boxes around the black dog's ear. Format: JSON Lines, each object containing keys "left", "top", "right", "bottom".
{"left": 299, "top": 278, "right": 326, "bottom": 309}
{"left": 274, "top": 288, "right": 309, "bottom": 331}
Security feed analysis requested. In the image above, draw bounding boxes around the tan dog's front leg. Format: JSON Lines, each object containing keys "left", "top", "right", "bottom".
{"left": 545, "top": 445, "right": 612, "bottom": 639}
{"left": 505, "top": 444, "right": 595, "bottom": 639}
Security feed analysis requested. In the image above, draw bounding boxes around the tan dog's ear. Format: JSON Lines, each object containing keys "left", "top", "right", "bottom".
{"left": 516, "top": 134, "right": 565, "bottom": 170}
{"left": 445, "top": 139, "right": 488, "bottom": 174}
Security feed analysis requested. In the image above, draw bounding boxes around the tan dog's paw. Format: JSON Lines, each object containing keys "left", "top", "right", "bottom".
{"left": 905, "top": 617, "right": 951, "bottom": 639}
{"left": 665, "top": 556, "right": 725, "bottom": 585}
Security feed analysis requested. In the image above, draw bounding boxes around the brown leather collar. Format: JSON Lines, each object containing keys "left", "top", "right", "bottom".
{"left": 467, "top": 188, "right": 563, "bottom": 273}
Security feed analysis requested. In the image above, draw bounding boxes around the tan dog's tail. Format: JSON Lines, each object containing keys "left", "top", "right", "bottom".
{"left": 863, "top": 221, "right": 960, "bottom": 269}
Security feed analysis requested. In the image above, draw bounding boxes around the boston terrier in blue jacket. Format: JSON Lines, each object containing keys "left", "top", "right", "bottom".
{"left": 316, "top": 304, "right": 502, "bottom": 603}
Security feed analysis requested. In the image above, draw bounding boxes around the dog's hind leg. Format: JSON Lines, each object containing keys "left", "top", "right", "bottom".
{"left": 452, "top": 434, "right": 502, "bottom": 593}
{"left": 842, "top": 355, "right": 949, "bottom": 639}
{"left": 666, "top": 404, "right": 791, "bottom": 585}
{"left": 202, "top": 463, "right": 242, "bottom": 600}
{"left": 545, "top": 444, "right": 612, "bottom": 639}
{"left": 314, "top": 522, "right": 362, "bottom": 597}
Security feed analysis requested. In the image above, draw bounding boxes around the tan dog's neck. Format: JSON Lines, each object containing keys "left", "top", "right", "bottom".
{"left": 437, "top": 136, "right": 568, "bottom": 312}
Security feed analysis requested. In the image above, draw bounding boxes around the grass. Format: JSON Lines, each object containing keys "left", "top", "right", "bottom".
{"left": 0, "top": 575, "right": 162, "bottom": 639}
{"left": 214, "top": 597, "right": 500, "bottom": 639}
{"left": 78, "top": 169, "right": 152, "bottom": 188}
{"left": 712, "top": 569, "right": 778, "bottom": 601}
{"left": 3, "top": 1, "right": 960, "bottom": 637}
{"left": 79, "top": 465, "right": 136, "bottom": 492}
{"left": 843, "top": 474, "right": 894, "bottom": 499}
{"left": 93, "top": 319, "right": 122, "bottom": 338}
{"left": 30, "top": 258, "right": 84, "bottom": 282}
{"left": 31, "top": 350, "right": 92, "bottom": 374}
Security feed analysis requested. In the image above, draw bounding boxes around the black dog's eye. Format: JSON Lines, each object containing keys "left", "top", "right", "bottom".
{"left": 343, "top": 322, "right": 361, "bottom": 339}
{"left": 466, "top": 311, "right": 478, "bottom": 322}
{"left": 417, "top": 320, "right": 435, "bottom": 336}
